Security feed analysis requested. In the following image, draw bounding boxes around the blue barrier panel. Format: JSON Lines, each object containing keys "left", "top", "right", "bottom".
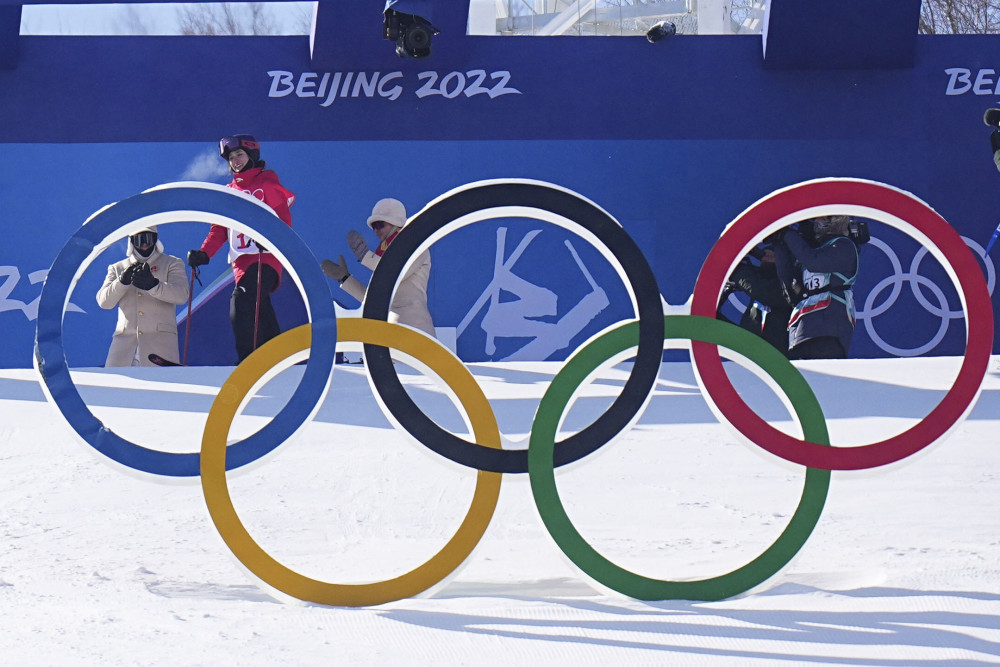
{"left": 1, "top": 2, "right": 998, "bottom": 366}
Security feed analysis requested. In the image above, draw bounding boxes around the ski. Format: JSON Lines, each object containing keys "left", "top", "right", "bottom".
{"left": 148, "top": 353, "right": 184, "bottom": 367}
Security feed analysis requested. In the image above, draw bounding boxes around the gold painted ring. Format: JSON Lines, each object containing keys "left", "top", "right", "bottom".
{"left": 200, "top": 320, "right": 502, "bottom": 606}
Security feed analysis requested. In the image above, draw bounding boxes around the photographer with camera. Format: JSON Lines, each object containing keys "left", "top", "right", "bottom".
{"left": 771, "top": 215, "right": 862, "bottom": 360}
{"left": 718, "top": 245, "right": 793, "bottom": 356}
{"left": 96, "top": 226, "right": 189, "bottom": 367}
{"left": 985, "top": 108, "right": 1000, "bottom": 174}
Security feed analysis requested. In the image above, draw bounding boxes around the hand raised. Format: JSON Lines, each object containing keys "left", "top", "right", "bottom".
{"left": 321, "top": 256, "right": 350, "bottom": 283}
{"left": 346, "top": 230, "right": 369, "bottom": 262}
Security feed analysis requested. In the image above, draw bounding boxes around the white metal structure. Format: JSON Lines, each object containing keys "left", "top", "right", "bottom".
{"left": 469, "top": 0, "right": 767, "bottom": 37}
{"left": 19, "top": 0, "right": 767, "bottom": 37}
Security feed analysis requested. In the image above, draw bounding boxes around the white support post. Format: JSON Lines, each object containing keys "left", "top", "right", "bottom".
{"left": 468, "top": 0, "right": 498, "bottom": 35}
{"left": 697, "top": 0, "right": 731, "bottom": 35}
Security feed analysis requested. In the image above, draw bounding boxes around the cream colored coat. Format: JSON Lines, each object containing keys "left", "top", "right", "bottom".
{"left": 340, "top": 248, "right": 435, "bottom": 337}
{"left": 95, "top": 243, "right": 189, "bottom": 367}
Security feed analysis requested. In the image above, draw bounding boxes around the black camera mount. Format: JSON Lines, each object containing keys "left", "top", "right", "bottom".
{"left": 384, "top": 8, "right": 440, "bottom": 59}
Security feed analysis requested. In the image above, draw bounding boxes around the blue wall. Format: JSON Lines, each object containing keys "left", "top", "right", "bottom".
{"left": 1, "top": 7, "right": 998, "bottom": 367}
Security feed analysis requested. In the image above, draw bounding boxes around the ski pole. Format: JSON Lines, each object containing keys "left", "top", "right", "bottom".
{"left": 252, "top": 251, "right": 263, "bottom": 352}
{"left": 182, "top": 265, "right": 199, "bottom": 366}
{"left": 985, "top": 220, "right": 1000, "bottom": 256}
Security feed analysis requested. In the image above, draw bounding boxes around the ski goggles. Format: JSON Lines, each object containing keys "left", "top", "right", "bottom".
{"left": 219, "top": 135, "right": 259, "bottom": 157}
{"left": 130, "top": 230, "right": 157, "bottom": 248}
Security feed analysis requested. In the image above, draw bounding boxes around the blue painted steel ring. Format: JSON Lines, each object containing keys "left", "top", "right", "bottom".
{"left": 34, "top": 183, "right": 337, "bottom": 477}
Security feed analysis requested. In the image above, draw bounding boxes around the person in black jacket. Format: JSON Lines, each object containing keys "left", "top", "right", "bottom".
{"left": 771, "top": 215, "right": 860, "bottom": 360}
{"left": 718, "top": 246, "right": 793, "bottom": 356}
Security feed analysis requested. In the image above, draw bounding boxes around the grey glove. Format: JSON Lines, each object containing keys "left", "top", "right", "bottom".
{"left": 346, "top": 229, "right": 369, "bottom": 262}
{"left": 321, "top": 256, "right": 350, "bottom": 284}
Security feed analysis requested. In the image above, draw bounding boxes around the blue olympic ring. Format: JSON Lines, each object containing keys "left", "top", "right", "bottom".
{"left": 33, "top": 183, "right": 337, "bottom": 477}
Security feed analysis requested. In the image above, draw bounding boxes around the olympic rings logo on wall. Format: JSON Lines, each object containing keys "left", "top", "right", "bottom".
{"left": 34, "top": 179, "right": 993, "bottom": 606}
{"left": 689, "top": 179, "right": 993, "bottom": 471}
{"left": 856, "top": 235, "right": 996, "bottom": 357}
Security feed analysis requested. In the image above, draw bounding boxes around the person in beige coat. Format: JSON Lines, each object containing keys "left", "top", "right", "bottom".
{"left": 96, "top": 226, "right": 190, "bottom": 367}
{"left": 321, "top": 198, "right": 435, "bottom": 338}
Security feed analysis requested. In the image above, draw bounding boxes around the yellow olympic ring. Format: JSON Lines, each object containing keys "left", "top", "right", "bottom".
{"left": 200, "top": 320, "right": 503, "bottom": 606}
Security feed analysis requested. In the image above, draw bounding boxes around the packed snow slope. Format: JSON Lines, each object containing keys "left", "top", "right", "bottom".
{"left": 0, "top": 353, "right": 998, "bottom": 665}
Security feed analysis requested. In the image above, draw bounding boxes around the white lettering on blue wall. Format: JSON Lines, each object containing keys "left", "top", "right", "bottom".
{"left": 945, "top": 67, "right": 1000, "bottom": 95}
{"left": 0, "top": 266, "right": 84, "bottom": 321}
{"left": 267, "top": 69, "right": 521, "bottom": 105}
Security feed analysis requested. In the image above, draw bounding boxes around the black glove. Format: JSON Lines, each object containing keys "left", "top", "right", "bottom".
{"left": 763, "top": 228, "right": 786, "bottom": 246}
{"left": 188, "top": 249, "right": 210, "bottom": 267}
{"left": 119, "top": 262, "right": 141, "bottom": 285}
{"left": 990, "top": 130, "right": 1000, "bottom": 174}
{"left": 131, "top": 263, "right": 159, "bottom": 291}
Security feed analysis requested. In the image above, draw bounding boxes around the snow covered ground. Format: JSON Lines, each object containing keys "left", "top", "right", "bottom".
{"left": 1, "top": 351, "right": 998, "bottom": 665}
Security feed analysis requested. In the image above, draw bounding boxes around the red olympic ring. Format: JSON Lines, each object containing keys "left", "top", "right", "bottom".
{"left": 690, "top": 178, "right": 994, "bottom": 470}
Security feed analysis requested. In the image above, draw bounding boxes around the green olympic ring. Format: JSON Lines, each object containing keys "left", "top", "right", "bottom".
{"left": 528, "top": 315, "right": 831, "bottom": 601}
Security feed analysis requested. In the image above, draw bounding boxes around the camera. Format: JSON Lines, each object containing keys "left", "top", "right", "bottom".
{"left": 646, "top": 21, "right": 676, "bottom": 44}
{"left": 383, "top": 6, "right": 439, "bottom": 59}
{"left": 848, "top": 218, "right": 870, "bottom": 245}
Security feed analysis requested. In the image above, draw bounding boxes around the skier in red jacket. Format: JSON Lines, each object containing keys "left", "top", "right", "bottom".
{"left": 187, "top": 135, "right": 296, "bottom": 362}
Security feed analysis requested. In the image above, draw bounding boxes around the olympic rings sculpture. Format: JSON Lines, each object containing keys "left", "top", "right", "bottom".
{"left": 33, "top": 182, "right": 337, "bottom": 476}
{"left": 201, "top": 319, "right": 503, "bottom": 607}
{"left": 364, "top": 179, "right": 665, "bottom": 474}
{"left": 528, "top": 314, "right": 830, "bottom": 602}
{"left": 689, "top": 179, "right": 993, "bottom": 471}
{"left": 35, "top": 177, "right": 993, "bottom": 605}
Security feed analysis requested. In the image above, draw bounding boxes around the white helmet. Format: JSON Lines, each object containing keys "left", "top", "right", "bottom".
{"left": 366, "top": 198, "right": 407, "bottom": 230}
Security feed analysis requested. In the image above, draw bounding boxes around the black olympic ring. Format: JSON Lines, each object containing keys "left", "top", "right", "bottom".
{"left": 362, "top": 180, "right": 664, "bottom": 473}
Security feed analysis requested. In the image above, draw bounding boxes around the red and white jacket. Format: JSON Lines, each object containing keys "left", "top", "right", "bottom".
{"left": 199, "top": 166, "right": 295, "bottom": 288}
